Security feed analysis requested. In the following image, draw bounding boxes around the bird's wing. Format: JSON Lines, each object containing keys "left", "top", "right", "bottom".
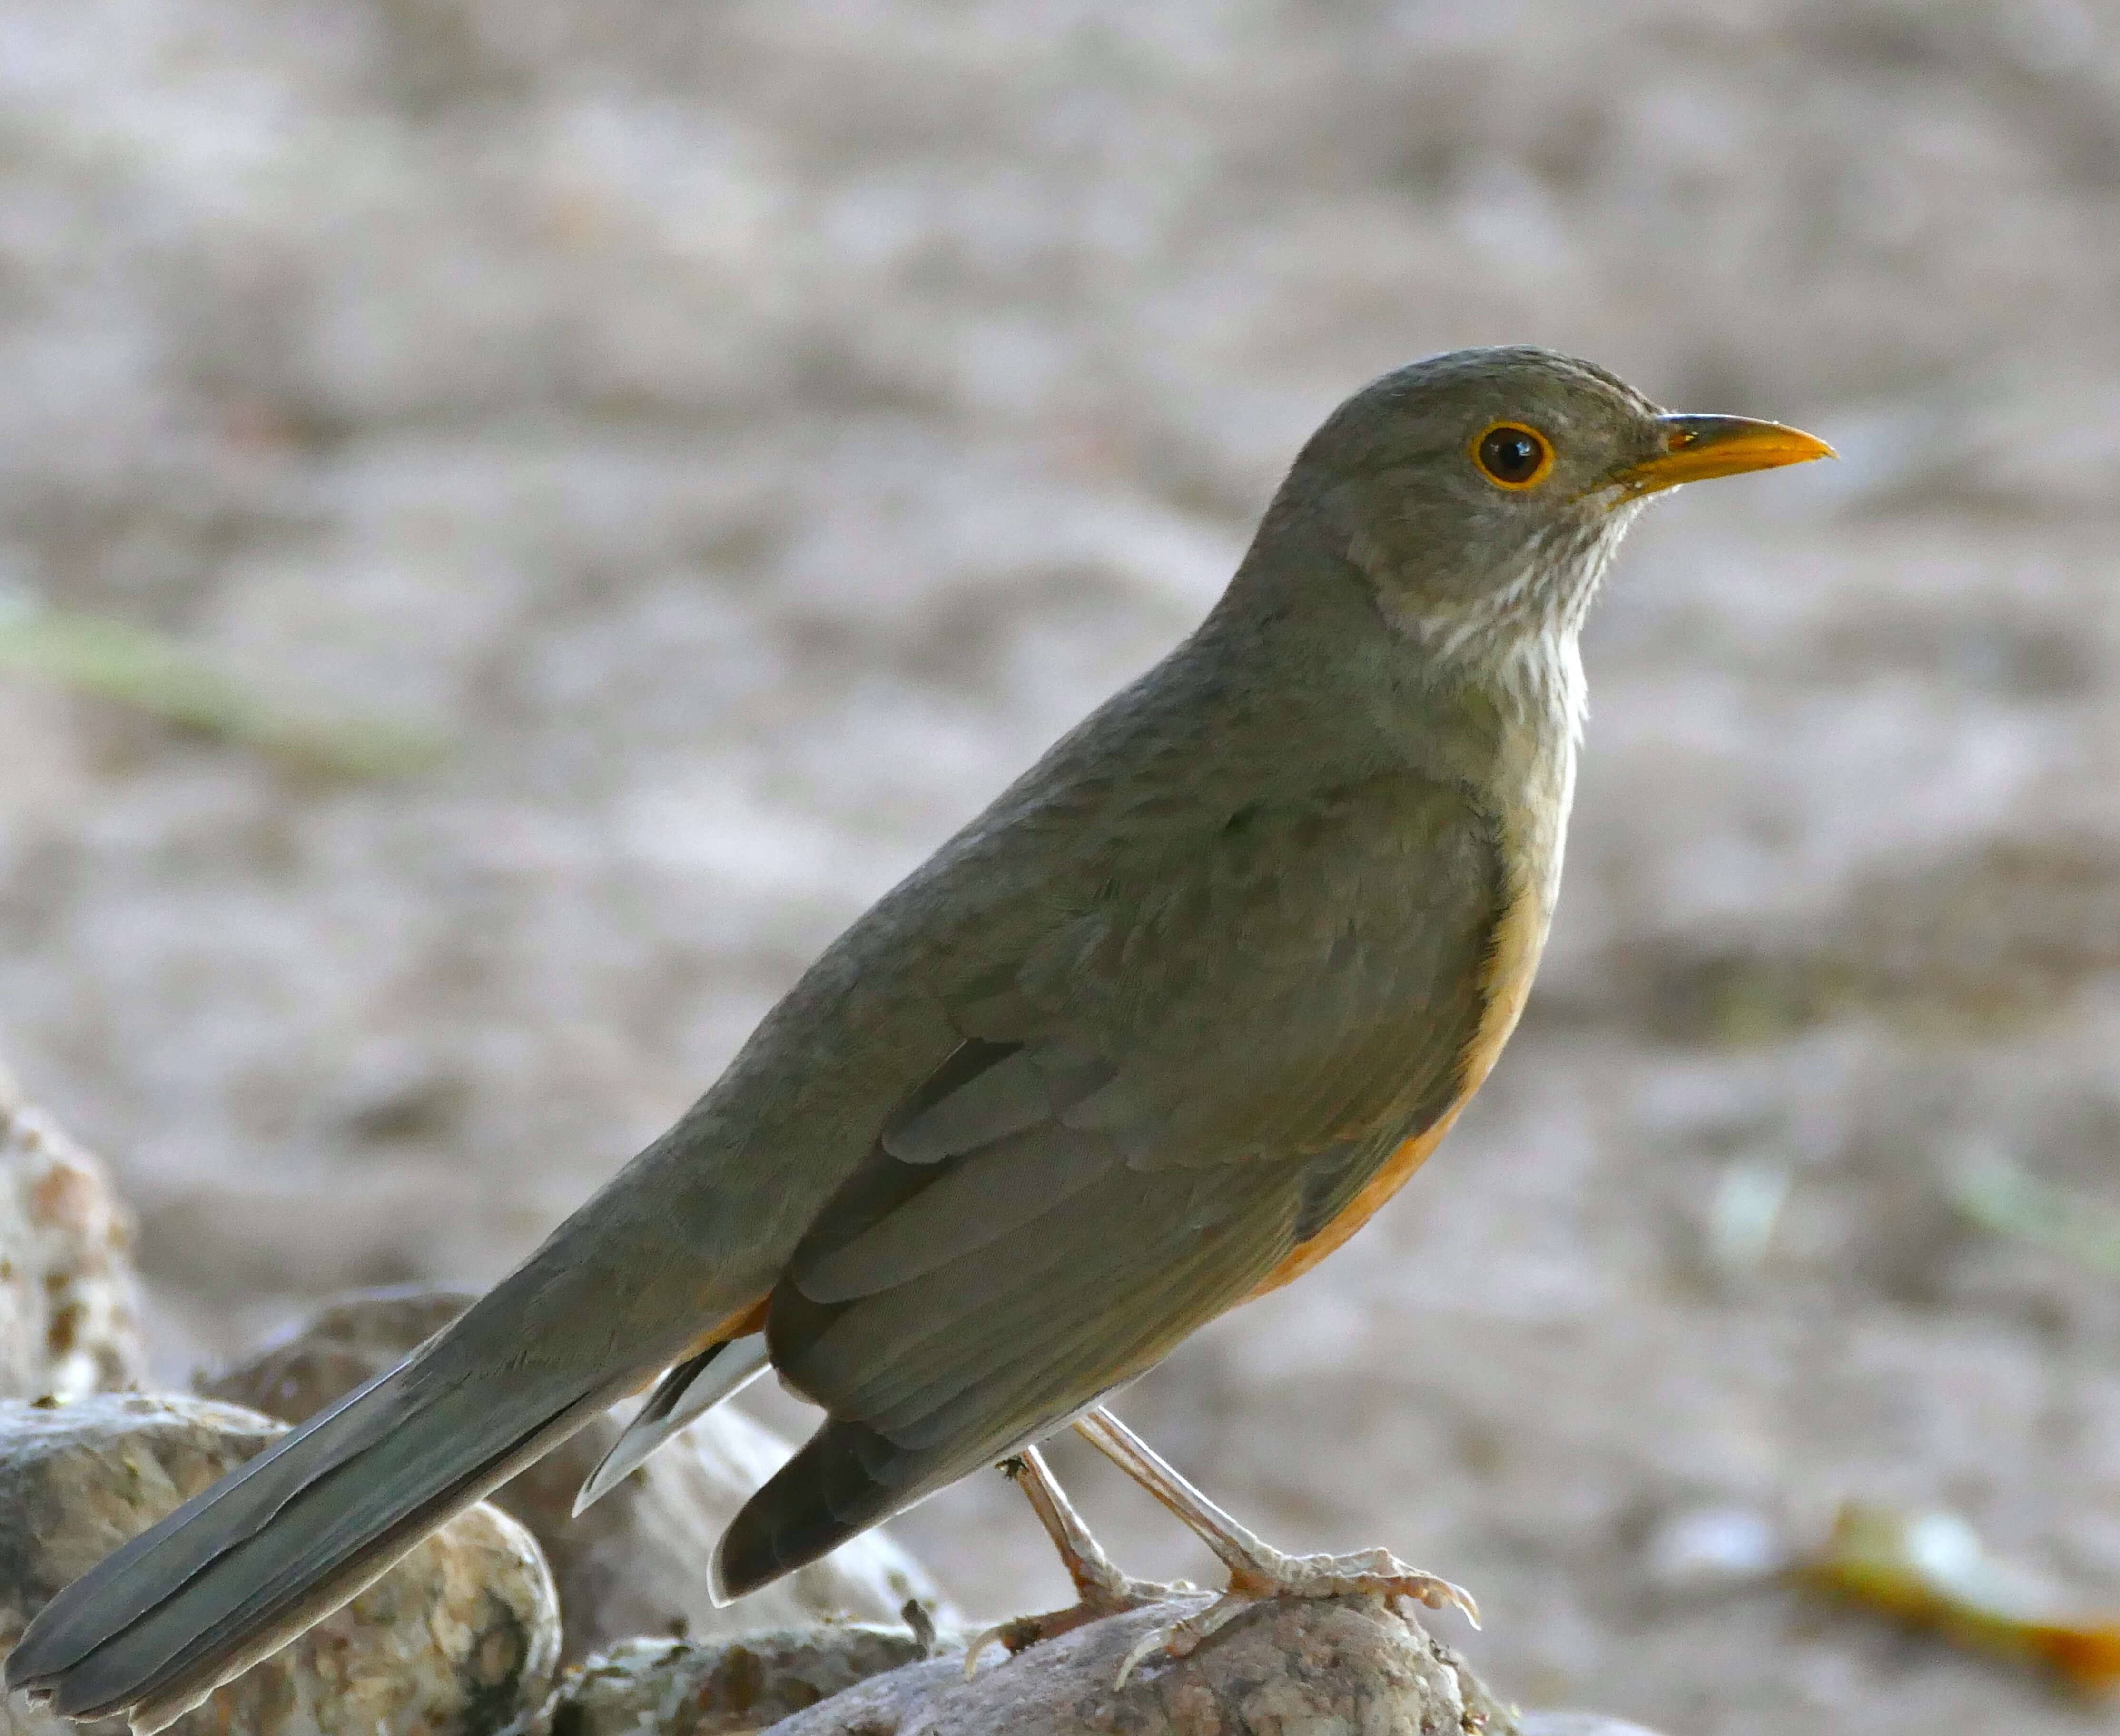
{"left": 717, "top": 769, "right": 1508, "bottom": 1594}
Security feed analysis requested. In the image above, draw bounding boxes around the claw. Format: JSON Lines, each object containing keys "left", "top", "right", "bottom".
{"left": 959, "top": 1618, "right": 1019, "bottom": 1680}
{"left": 1113, "top": 1624, "right": 1168, "bottom": 1689}
{"left": 1417, "top": 1575, "right": 1479, "bottom": 1628}
{"left": 1110, "top": 1591, "right": 1252, "bottom": 1687}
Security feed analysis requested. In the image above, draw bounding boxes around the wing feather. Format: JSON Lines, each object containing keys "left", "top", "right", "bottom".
{"left": 761, "top": 770, "right": 1505, "bottom": 1502}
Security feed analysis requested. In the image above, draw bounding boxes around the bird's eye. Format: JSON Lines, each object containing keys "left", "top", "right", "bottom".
{"left": 1472, "top": 422, "right": 1554, "bottom": 490}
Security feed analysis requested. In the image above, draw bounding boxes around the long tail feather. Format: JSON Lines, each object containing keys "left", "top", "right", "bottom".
{"left": 4, "top": 1211, "right": 742, "bottom": 1733}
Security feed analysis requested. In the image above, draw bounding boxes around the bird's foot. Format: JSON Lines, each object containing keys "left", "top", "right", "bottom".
{"left": 1111, "top": 1542, "right": 1478, "bottom": 1687}
{"left": 963, "top": 1449, "right": 1190, "bottom": 1677}
{"left": 961, "top": 1567, "right": 1183, "bottom": 1677}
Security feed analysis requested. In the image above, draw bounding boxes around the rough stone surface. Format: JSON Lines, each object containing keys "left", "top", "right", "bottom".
{"left": 0, "top": 1391, "right": 558, "bottom": 1735}
{"left": 513, "top": 1627, "right": 932, "bottom": 1736}
{"left": 763, "top": 1595, "right": 1516, "bottom": 1736}
{"left": 198, "top": 1288, "right": 956, "bottom": 1659}
{"left": 0, "top": 1066, "right": 146, "bottom": 1404}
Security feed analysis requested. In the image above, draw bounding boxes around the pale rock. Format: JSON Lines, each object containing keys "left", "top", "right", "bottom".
{"left": 523, "top": 1600, "right": 1683, "bottom": 1736}
{"left": 766, "top": 1594, "right": 1519, "bottom": 1736}
{"left": 0, "top": 1066, "right": 146, "bottom": 1404}
{"left": 513, "top": 1626, "right": 932, "bottom": 1736}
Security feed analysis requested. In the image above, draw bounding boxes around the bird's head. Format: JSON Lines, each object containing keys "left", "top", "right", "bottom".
{"left": 1282, "top": 345, "right": 1832, "bottom": 686}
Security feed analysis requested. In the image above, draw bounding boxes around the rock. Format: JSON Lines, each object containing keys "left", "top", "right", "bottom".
{"left": 0, "top": 1065, "right": 147, "bottom": 1403}
{"left": 195, "top": 1286, "right": 469, "bottom": 1425}
{"left": 0, "top": 1391, "right": 558, "bottom": 1735}
{"left": 501, "top": 1377, "right": 953, "bottom": 1663}
{"left": 513, "top": 1626, "right": 933, "bottom": 1736}
{"left": 510, "top": 1608, "right": 1684, "bottom": 1736}
{"left": 197, "top": 1288, "right": 956, "bottom": 1659}
{"left": 765, "top": 1594, "right": 1518, "bottom": 1736}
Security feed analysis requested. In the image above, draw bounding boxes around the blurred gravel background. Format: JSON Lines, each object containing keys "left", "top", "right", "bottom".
{"left": 5, "top": 3, "right": 2120, "bottom": 1731}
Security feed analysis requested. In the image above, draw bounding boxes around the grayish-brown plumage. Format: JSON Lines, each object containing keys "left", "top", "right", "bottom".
{"left": 3, "top": 346, "right": 1829, "bottom": 1732}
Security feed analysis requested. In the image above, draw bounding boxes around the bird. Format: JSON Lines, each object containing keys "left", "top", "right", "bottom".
{"left": 4, "top": 346, "right": 1831, "bottom": 1731}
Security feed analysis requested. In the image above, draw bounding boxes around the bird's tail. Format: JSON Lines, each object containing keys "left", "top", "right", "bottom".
{"left": 4, "top": 1208, "right": 741, "bottom": 1734}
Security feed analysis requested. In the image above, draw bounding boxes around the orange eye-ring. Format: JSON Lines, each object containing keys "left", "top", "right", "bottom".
{"left": 1471, "top": 421, "right": 1555, "bottom": 490}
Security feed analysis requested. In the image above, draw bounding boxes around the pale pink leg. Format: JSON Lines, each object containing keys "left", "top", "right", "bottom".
{"left": 960, "top": 1443, "right": 1177, "bottom": 1676}
{"left": 1073, "top": 1407, "right": 1478, "bottom": 1686}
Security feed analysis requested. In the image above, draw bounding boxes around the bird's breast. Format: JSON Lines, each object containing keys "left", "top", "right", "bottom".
{"left": 1461, "top": 789, "right": 1566, "bottom": 1095}
{"left": 1244, "top": 734, "right": 1572, "bottom": 1302}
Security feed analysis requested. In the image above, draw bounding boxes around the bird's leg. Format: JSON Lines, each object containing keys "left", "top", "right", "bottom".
{"left": 960, "top": 1444, "right": 1180, "bottom": 1675}
{"left": 1073, "top": 1406, "right": 1479, "bottom": 1686}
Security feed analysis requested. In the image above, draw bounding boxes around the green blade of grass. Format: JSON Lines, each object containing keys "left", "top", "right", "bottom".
{"left": 1949, "top": 1154, "right": 2120, "bottom": 1277}
{"left": 0, "top": 607, "right": 445, "bottom": 779}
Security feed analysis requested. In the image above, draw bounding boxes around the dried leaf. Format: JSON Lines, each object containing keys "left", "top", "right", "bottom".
{"left": 1806, "top": 1502, "right": 2120, "bottom": 1689}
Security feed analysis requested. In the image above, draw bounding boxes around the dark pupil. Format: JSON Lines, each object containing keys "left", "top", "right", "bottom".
{"left": 1481, "top": 428, "right": 1542, "bottom": 482}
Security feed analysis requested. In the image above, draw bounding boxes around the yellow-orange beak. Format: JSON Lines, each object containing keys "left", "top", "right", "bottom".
{"left": 1609, "top": 414, "right": 1835, "bottom": 498}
